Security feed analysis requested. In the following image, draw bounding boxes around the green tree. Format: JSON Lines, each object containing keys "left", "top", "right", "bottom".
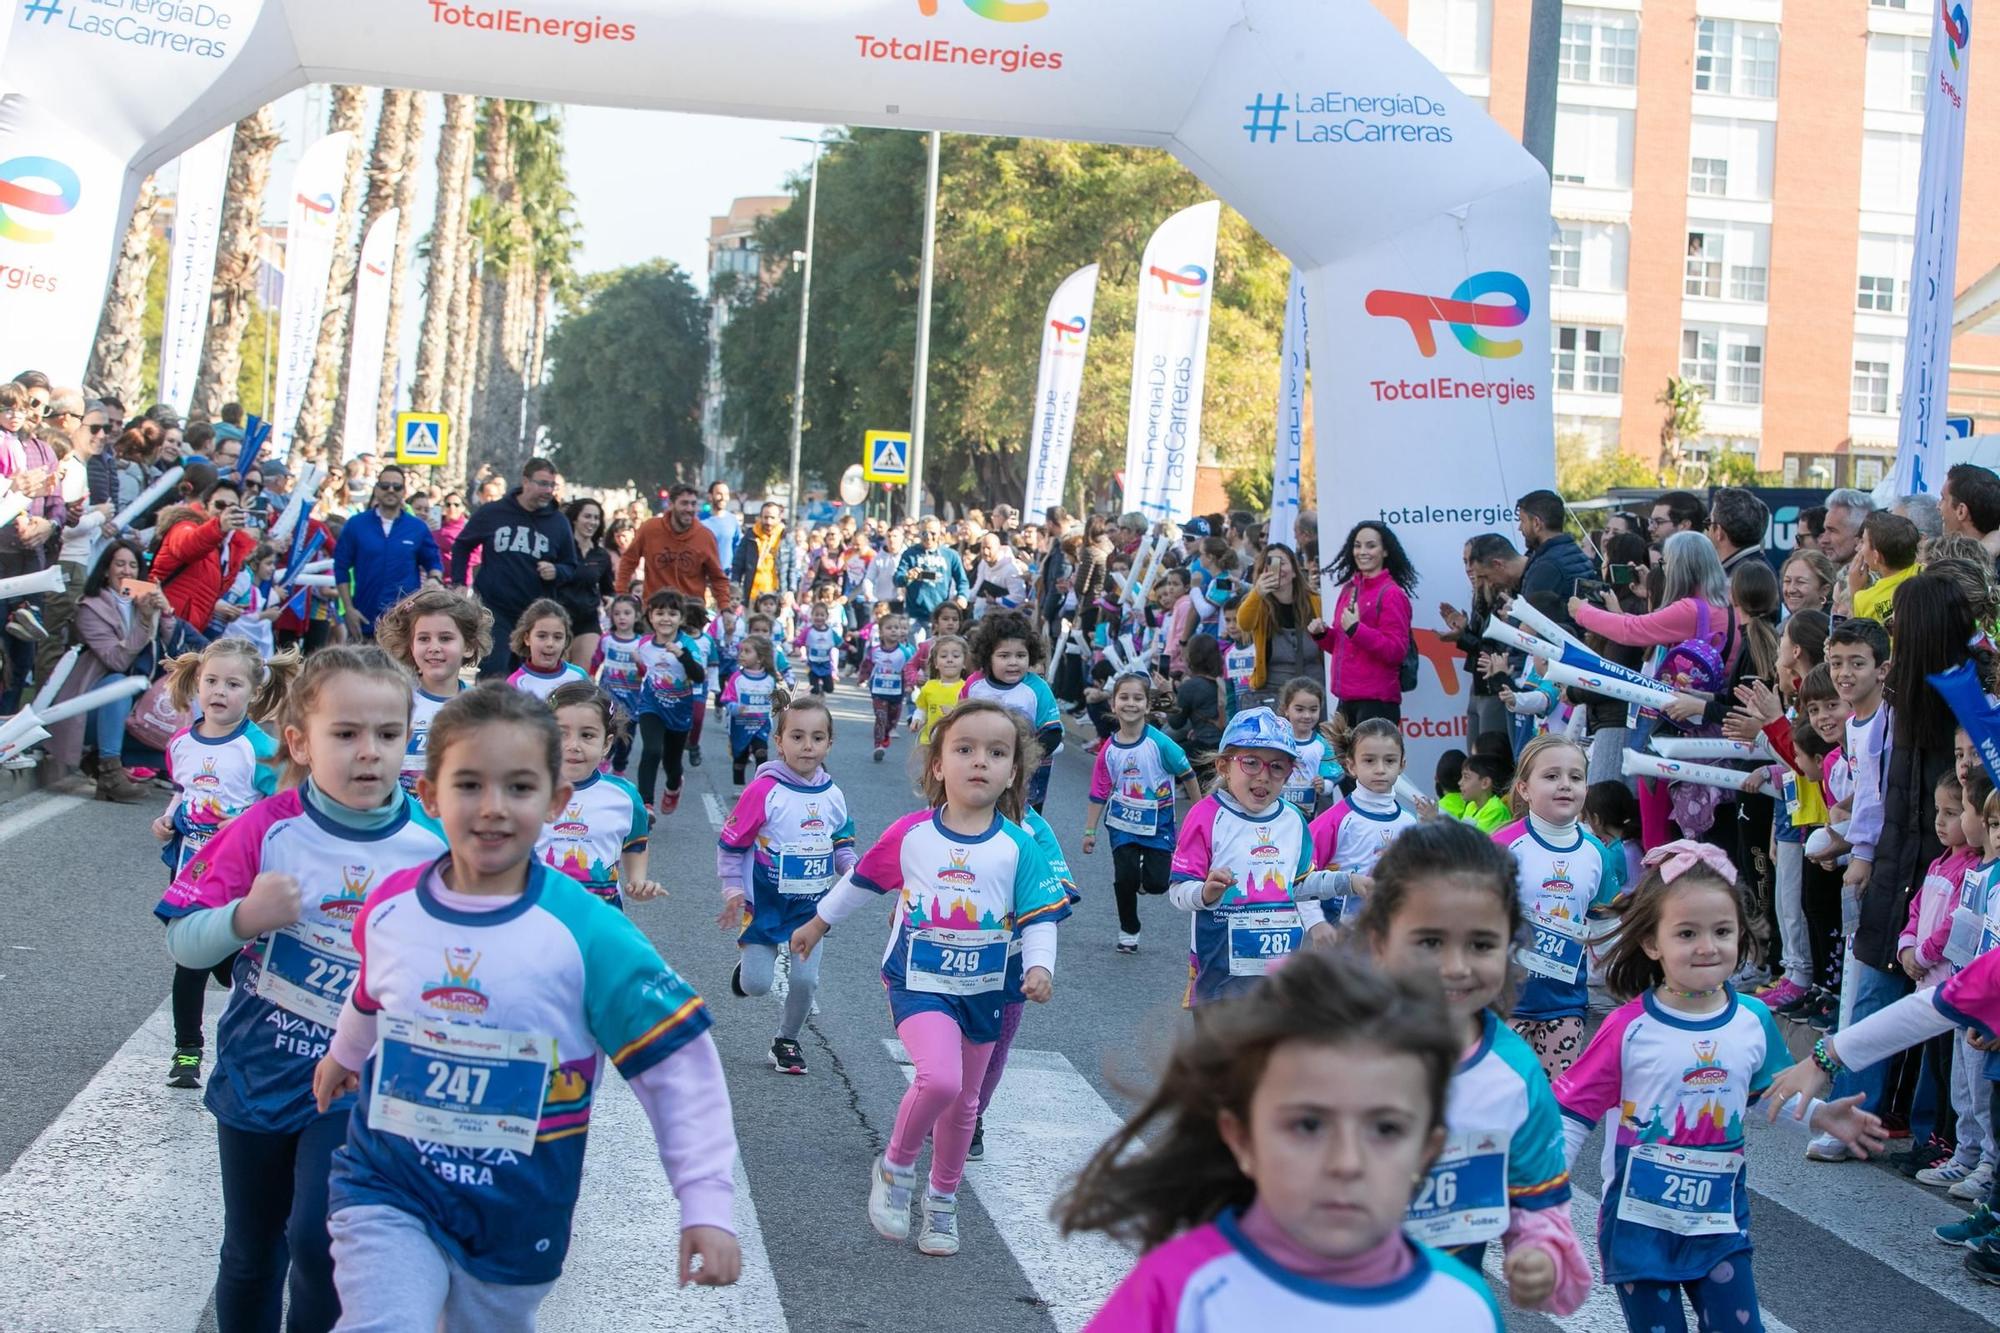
{"left": 1556, "top": 432, "right": 1660, "bottom": 501}
{"left": 540, "top": 260, "right": 706, "bottom": 487}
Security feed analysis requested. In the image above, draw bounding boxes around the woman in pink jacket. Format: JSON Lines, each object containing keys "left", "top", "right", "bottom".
{"left": 1311, "top": 520, "right": 1417, "bottom": 725}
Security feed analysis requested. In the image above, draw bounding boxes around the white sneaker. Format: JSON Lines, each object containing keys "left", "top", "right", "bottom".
{"left": 1952, "top": 1161, "right": 1995, "bottom": 1201}
{"left": 1115, "top": 932, "right": 1140, "bottom": 955}
{"left": 917, "top": 1192, "right": 960, "bottom": 1256}
{"left": 1917, "top": 1159, "right": 1976, "bottom": 1188}
{"left": 1805, "top": 1133, "right": 1851, "bottom": 1162}
{"left": 868, "top": 1155, "right": 915, "bottom": 1240}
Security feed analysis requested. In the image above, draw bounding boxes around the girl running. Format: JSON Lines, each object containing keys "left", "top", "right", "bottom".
{"left": 1308, "top": 718, "right": 1419, "bottom": 922}
{"left": 151, "top": 638, "right": 299, "bottom": 1089}
{"left": 717, "top": 693, "right": 856, "bottom": 1076}
{"left": 311, "top": 684, "right": 739, "bottom": 1328}
{"left": 904, "top": 602, "right": 966, "bottom": 688}
{"left": 797, "top": 600, "right": 843, "bottom": 694}
{"left": 964, "top": 610, "right": 1063, "bottom": 811}
{"left": 1357, "top": 820, "right": 1592, "bottom": 1315}
{"left": 1277, "top": 675, "right": 1343, "bottom": 816}
{"left": 1172, "top": 707, "right": 1328, "bottom": 1007}
{"left": 1557, "top": 842, "right": 1883, "bottom": 1332}
{"left": 634, "top": 590, "right": 705, "bottom": 816}
{"left": 1082, "top": 671, "right": 1199, "bottom": 955}
{"left": 592, "top": 593, "right": 645, "bottom": 773}
{"left": 1495, "top": 734, "right": 1626, "bottom": 1080}
{"left": 790, "top": 699, "right": 1070, "bottom": 1258}
{"left": 909, "top": 633, "right": 968, "bottom": 744}
{"left": 506, "top": 597, "right": 589, "bottom": 700}
{"left": 1060, "top": 949, "right": 1505, "bottom": 1329}
{"left": 539, "top": 680, "right": 662, "bottom": 911}
{"left": 154, "top": 646, "right": 448, "bottom": 1333}
{"left": 866, "top": 613, "right": 916, "bottom": 762}
{"left": 719, "top": 633, "right": 780, "bottom": 784}
{"left": 375, "top": 586, "right": 489, "bottom": 794}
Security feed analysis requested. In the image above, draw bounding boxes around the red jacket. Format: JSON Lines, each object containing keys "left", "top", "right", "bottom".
{"left": 152, "top": 515, "right": 256, "bottom": 631}
{"left": 1317, "top": 569, "right": 1412, "bottom": 705}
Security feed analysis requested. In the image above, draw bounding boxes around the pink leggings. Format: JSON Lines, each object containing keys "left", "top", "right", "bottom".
{"left": 887, "top": 1011, "right": 995, "bottom": 1196}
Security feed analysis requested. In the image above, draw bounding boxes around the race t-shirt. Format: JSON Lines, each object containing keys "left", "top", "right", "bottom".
{"left": 867, "top": 643, "right": 916, "bottom": 698}
{"left": 507, "top": 660, "right": 589, "bottom": 702}
{"left": 964, "top": 670, "right": 1062, "bottom": 734}
{"left": 1089, "top": 726, "right": 1193, "bottom": 852}
{"left": 401, "top": 685, "right": 463, "bottom": 793}
{"left": 800, "top": 625, "right": 841, "bottom": 675}
{"left": 1308, "top": 792, "right": 1418, "bottom": 919}
{"left": 1281, "top": 733, "right": 1343, "bottom": 812}
{"left": 1173, "top": 794, "right": 1322, "bottom": 1006}
{"left": 1494, "top": 817, "right": 1624, "bottom": 1021}
{"left": 536, "top": 771, "right": 650, "bottom": 908}
{"left": 163, "top": 719, "right": 279, "bottom": 875}
{"left": 719, "top": 771, "right": 857, "bottom": 947}
{"left": 634, "top": 638, "right": 698, "bottom": 729}
{"left": 719, "top": 669, "right": 778, "bottom": 749}
{"left": 595, "top": 633, "right": 645, "bottom": 710}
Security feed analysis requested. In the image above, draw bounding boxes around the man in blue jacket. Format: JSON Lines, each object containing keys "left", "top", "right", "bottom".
{"left": 894, "top": 517, "right": 970, "bottom": 630}
{"left": 449, "top": 457, "right": 578, "bottom": 677}
{"left": 334, "top": 464, "right": 442, "bottom": 638}
{"left": 1514, "top": 488, "right": 1595, "bottom": 635}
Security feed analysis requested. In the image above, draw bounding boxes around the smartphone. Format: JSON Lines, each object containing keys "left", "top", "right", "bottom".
{"left": 1608, "top": 563, "right": 1637, "bottom": 586}
{"left": 121, "top": 578, "right": 161, "bottom": 600}
{"left": 1574, "top": 577, "right": 1614, "bottom": 603}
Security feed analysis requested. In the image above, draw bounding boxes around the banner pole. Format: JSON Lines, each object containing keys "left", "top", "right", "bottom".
{"left": 908, "top": 129, "right": 941, "bottom": 522}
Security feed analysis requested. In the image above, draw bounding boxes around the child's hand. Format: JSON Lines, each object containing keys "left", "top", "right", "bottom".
{"left": 234, "top": 871, "right": 303, "bottom": 938}
{"left": 1970, "top": 1031, "right": 1998, "bottom": 1052}
{"left": 1022, "top": 966, "right": 1053, "bottom": 1003}
{"left": 1740, "top": 769, "right": 1767, "bottom": 795}
{"left": 1503, "top": 1245, "right": 1557, "bottom": 1310}
{"left": 1811, "top": 1092, "right": 1887, "bottom": 1159}
{"left": 1200, "top": 866, "right": 1236, "bottom": 906}
{"left": 1721, "top": 709, "right": 1762, "bottom": 744}
{"left": 1899, "top": 946, "right": 1924, "bottom": 981}
{"left": 1843, "top": 856, "right": 1872, "bottom": 891}
{"left": 1664, "top": 693, "right": 1706, "bottom": 723}
{"left": 1306, "top": 921, "right": 1336, "bottom": 948}
{"left": 1478, "top": 650, "right": 1510, "bottom": 679}
{"left": 678, "top": 1224, "right": 742, "bottom": 1287}
{"left": 718, "top": 893, "right": 748, "bottom": 930}
{"left": 790, "top": 916, "right": 829, "bottom": 961}
{"left": 625, "top": 880, "right": 666, "bottom": 903}
{"left": 1734, "top": 678, "right": 1784, "bottom": 727}
{"left": 151, "top": 813, "right": 175, "bottom": 842}
{"left": 312, "top": 1054, "right": 359, "bottom": 1113}
{"left": 1081, "top": 828, "right": 1097, "bottom": 854}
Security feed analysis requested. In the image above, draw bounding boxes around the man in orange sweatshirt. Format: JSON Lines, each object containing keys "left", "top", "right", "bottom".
{"left": 617, "top": 483, "right": 732, "bottom": 608}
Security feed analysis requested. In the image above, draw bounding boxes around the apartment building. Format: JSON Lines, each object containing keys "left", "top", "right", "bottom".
{"left": 700, "top": 194, "right": 788, "bottom": 484}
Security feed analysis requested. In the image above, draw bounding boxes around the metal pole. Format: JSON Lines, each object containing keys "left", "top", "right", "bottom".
{"left": 907, "top": 129, "right": 941, "bottom": 522}
{"left": 786, "top": 145, "right": 821, "bottom": 524}
{"left": 1522, "top": 0, "right": 1564, "bottom": 176}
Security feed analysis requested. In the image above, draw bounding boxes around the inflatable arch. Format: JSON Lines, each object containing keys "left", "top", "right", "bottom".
{"left": 0, "top": 0, "right": 1554, "bottom": 763}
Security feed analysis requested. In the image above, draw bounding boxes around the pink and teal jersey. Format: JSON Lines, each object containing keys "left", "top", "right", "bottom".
{"left": 1493, "top": 818, "right": 1624, "bottom": 1022}
{"left": 536, "top": 771, "right": 649, "bottom": 909}
{"left": 1554, "top": 988, "right": 1789, "bottom": 1282}
{"left": 1936, "top": 946, "right": 2000, "bottom": 1038}
{"left": 1307, "top": 794, "right": 1417, "bottom": 920}
{"left": 327, "top": 857, "right": 711, "bottom": 1286}
{"left": 847, "top": 808, "right": 1070, "bottom": 1043}
{"left": 718, "top": 771, "right": 857, "bottom": 947}
{"left": 1086, "top": 1210, "right": 1500, "bottom": 1331}
{"left": 594, "top": 633, "right": 646, "bottom": 713}
{"left": 162, "top": 718, "right": 279, "bottom": 875}
{"left": 1089, "top": 726, "right": 1193, "bottom": 852}
{"left": 718, "top": 669, "right": 778, "bottom": 751}
{"left": 635, "top": 637, "right": 699, "bottom": 729}
{"left": 866, "top": 643, "right": 915, "bottom": 698}
{"left": 401, "top": 684, "right": 464, "bottom": 793}
{"left": 507, "top": 659, "right": 589, "bottom": 702}
{"left": 1172, "top": 794, "right": 1320, "bottom": 1006}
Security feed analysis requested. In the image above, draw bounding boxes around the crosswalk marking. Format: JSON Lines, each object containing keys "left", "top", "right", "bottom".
{"left": 885, "top": 1037, "right": 1135, "bottom": 1331}
{"left": 0, "top": 790, "right": 85, "bottom": 847}
{"left": 0, "top": 996, "right": 223, "bottom": 1333}
{"left": 541, "top": 1073, "right": 788, "bottom": 1331}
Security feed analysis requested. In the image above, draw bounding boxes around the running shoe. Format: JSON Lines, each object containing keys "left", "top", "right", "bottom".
{"left": 1115, "top": 932, "right": 1140, "bottom": 955}
{"left": 917, "top": 1193, "right": 960, "bottom": 1257}
{"left": 1917, "top": 1156, "right": 1977, "bottom": 1188}
{"left": 966, "top": 1117, "right": 984, "bottom": 1163}
{"left": 868, "top": 1155, "right": 915, "bottom": 1241}
{"left": 1756, "top": 978, "right": 1807, "bottom": 1009}
{"left": 1965, "top": 1244, "right": 2000, "bottom": 1285}
{"left": 873, "top": 746, "right": 887, "bottom": 763}
{"left": 657, "top": 789, "right": 681, "bottom": 816}
{"left": 167, "top": 1045, "right": 202, "bottom": 1089}
{"left": 1805, "top": 1133, "right": 1852, "bottom": 1162}
{"left": 1953, "top": 1162, "right": 1995, "bottom": 1202}
{"left": 1775, "top": 984, "right": 1821, "bottom": 1017}
{"left": 770, "top": 1037, "right": 807, "bottom": 1075}
{"left": 1899, "top": 1134, "right": 1957, "bottom": 1178}
{"left": 1806, "top": 994, "right": 1839, "bottom": 1031}
{"left": 1936, "top": 1204, "right": 1998, "bottom": 1247}
{"left": 1882, "top": 1111, "right": 1913, "bottom": 1140}
{"left": 730, "top": 962, "right": 746, "bottom": 998}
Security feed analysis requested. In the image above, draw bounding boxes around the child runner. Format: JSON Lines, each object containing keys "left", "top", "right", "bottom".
{"left": 310, "top": 684, "right": 740, "bottom": 1326}
{"left": 154, "top": 646, "right": 448, "bottom": 1333}
{"left": 634, "top": 590, "right": 705, "bottom": 816}
{"left": 866, "top": 612, "right": 916, "bottom": 762}
{"left": 375, "top": 586, "right": 489, "bottom": 794}
{"left": 1276, "top": 675, "right": 1343, "bottom": 816}
{"left": 506, "top": 597, "right": 589, "bottom": 700}
{"left": 964, "top": 610, "right": 1063, "bottom": 812}
{"left": 1358, "top": 820, "right": 1592, "bottom": 1315}
{"left": 1172, "top": 707, "right": 1329, "bottom": 1007}
{"left": 904, "top": 602, "right": 966, "bottom": 687}
{"left": 790, "top": 699, "right": 1070, "bottom": 1257}
{"left": 717, "top": 693, "right": 856, "bottom": 1076}
{"left": 1558, "top": 842, "right": 1883, "bottom": 1332}
{"left": 152, "top": 638, "right": 299, "bottom": 1088}
{"left": 909, "top": 633, "right": 968, "bottom": 744}
{"left": 539, "top": 681, "right": 662, "bottom": 911}
{"left": 1060, "top": 949, "right": 1505, "bottom": 1329}
{"left": 719, "top": 633, "right": 780, "bottom": 784}
{"left": 681, "top": 599, "right": 715, "bottom": 770}
{"left": 1219, "top": 596, "right": 1257, "bottom": 715}
{"left": 593, "top": 593, "right": 646, "bottom": 773}
{"left": 797, "top": 600, "right": 843, "bottom": 694}
{"left": 1494, "top": 734, "right": 1625, "bottom": 1080}
{"left": 1082, "top": 671, "right": 1199, "bottom": 955}
{"left": 745, "top": 612, "right": 795, "bottom": 685}
{"left": 217, "top": 543, "right": 285, "bottom": 657}
{"left": 1307, "top": 718, "right": 1419, "bottom": 922}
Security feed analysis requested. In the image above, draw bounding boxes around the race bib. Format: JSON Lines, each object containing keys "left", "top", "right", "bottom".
{"left": 1615, "top": 1143, "right": 1742, "bottom": 1237}
{"left": 173, "top": 823, "right": 216, "bottom": 878}
{"left": 1404, "top": 1131, "right": 1509, "bottom": 1247}
{"left": 1281, "top": 772, "right": 1316, "bottom": 808}
{"left": 367, "top": 1015, "right": 551, "bottom": 1155}
{"left": 870, "top": 665, "right": 903, "bottom": 695}
{"left": 1104, "top": 796, "right": 1159, "bottom": 838}
{"left": 1518, "top": 911, "right": 1587, "bottom": 986}
{"left": 1946, "top": 903, "right": 1987, "bottom": 969}
{"left": 904, "top": 926, "right": 1008, "bottom": 996}
{"left": 778, "top": 838, "right": 835, "bottom": 896}
{"left": 255, "top": 921, "right": 360, "bottom": 1029}
{"left": 1227, "top": 907, "right": 1303, "bottom": 977}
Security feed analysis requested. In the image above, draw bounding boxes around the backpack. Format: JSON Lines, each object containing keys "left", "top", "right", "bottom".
{"left": 1645, "top": 598, "right": 1736, "bottom": 731}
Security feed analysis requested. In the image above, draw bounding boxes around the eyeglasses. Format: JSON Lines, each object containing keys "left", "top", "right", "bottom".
{"left": 377, "top": 480, "right": 405, "bottom": 492}
{"left": 87, "top": 423, "right": 110, "bottom": 435}
{"left": 1230, "top": 753, "right": 1296, "bottom": 778}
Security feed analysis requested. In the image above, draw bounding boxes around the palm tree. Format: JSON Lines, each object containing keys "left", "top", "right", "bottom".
{"left": 471, "top": 100, "right": 526, "bottom": 478}
{"left": 513, "top": 109, "right": 578, "bottom": 451}
{"left": 84, "top": 175, "right": 159, "bottom": 405}
{"left": 412, "top": 94, "right": 475, "bottom": 416}
{"left": 294, "top": 85, "right": 369, "bottom": 460}
{"left": 194, "top": 104, "right": 282, "bottom": 423}
{"left": 376, "top": 93, "right": 429, "bottom": 448}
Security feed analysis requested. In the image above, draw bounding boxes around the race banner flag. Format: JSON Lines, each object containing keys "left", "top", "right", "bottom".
{"left": 340, "top": 207, "right": 398, "bottom": 460}
{"left": 158, "top": 127, "right": 232, "bottom": 416}
{"left": 1891, "top": 0, "right": 1974, "bottom": 496}
{"left": 1022, "top": 262, "right": 1099, "bottom": 520}
{"left": 1122, "top": 199, "right": 1220, "bottom": 524}
{"left": 1268, "top": 264, "right": 1307, "bottom": 549}
{"left": 271, "top": 131, "right": 357, "bottom": 459}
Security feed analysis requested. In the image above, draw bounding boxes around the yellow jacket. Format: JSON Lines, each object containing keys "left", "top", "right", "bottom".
{"left": 1235, "top": 588, "right": 1323, "bottom": 691}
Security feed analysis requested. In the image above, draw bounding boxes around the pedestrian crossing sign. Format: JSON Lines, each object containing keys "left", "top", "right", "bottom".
{"left": 394, "top": 411, "right": 450, "bottom": 467}
{"left": 862, "top": 429, "right": 911, "bottom": 484}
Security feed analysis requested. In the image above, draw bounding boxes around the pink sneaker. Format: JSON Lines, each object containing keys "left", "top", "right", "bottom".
{"left": 1757, "top": 978, "right": 1807, "bottom": 1009}
{"left": 657, "top": 789, "right": 681, "bottom": 816}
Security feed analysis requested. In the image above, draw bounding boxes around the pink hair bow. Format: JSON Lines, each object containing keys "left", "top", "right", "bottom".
{"left": 1641, "top": 839, "right": 1738, "bottom": 885}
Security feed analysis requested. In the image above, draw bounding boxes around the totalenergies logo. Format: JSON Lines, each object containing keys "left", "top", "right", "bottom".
{"left": 1050, "top": 314, "right": 1087, "bottom": 344}
{"left": 919, "top": 0, "right": 1049, "bottom": 20}
{"left": 296, "top": 190, "right": 336, "bottom": 231}
{"left": 1148, "top": 264, "right": 1209, "bottom": 300}
{"left": 1943, "top": 0, "right": 1971, "bottom": 71}
{"left": 1365, "top": 270, "right": 1529, "bottom": 359}
{"left": 0, "top": 156, "right": 81, "bottom": 245}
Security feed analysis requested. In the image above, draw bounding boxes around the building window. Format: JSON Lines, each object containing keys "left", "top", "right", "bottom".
{"left": 1870, "top": 0, "right": 1909, "bottom": 8}
{"left": 1682, "top": 327, "right": 1765, "bottom": 405}
{"left": 1861, "top": 131, "right": 1923, "bottom": 211}
{"left": 1690, "top": 157, "right": 1729, "bottom": 195}
{"left": 1559, "top": 9, "right": 1639, "bottom": 86}
{"left": 1729, "top": 263, "right": 1768, "bottom": 303}
{"left": 1408, "top": 0, "right": 1493, "bottom": 77}
{"left": 1552, "top": 106, "right": 1635, "bottom": 190}
{"left": 1695, "top": 19, "right": 1780, "bottom": 98}
{"left": 1682, "top": 329, "right": 1719, "bottom": 394}
{"left": 1555, "top": 325, "right": 1623, "bottom": 394}
{"left": 1852, "top": 360, "right": 1893, "bottom": 413}
{"left": 1856, "top": 456, "right": 1887, "bottom": 488}
{"left": 1857, "top": 274, "right": 1899, "bottom": 312}
{"left": 1685, "top": 231, "right": 1722, "bottom": 298}
{"left": 1551, "top": 227, "right": 1583, "bottom": 288}
{"left": 1867, "top": 35, "right": 1931, "bottom": 113}
{"left": 1725, "top": 343, "right": 1764, "bottom": 405}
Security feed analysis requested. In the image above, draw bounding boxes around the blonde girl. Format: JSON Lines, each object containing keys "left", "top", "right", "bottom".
{"left": 1307, "top": 717, "right": 1418, "bottom": 920}
{"left": 506, "top": 597, "right": 588, "bottom": 699}
{"left": 719, "top": 632, "right": 781, "bottom": 783}
{"left": 909, "top": 632, "right": 969, "bottom": 743}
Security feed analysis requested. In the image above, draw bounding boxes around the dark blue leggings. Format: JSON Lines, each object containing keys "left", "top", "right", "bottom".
{"left": 1612, "top": 1256, "right": 1762, "bottom": 1333}
{"left": 214, "top": 1114, "right": 346, "bottom": 1333}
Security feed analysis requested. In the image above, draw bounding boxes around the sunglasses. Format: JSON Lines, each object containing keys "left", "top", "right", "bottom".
{"left": 377, "top": 480, "right": 405, "bottom": 492}
{"left": 87, "top": 423, "right": 110, "bottom": 435}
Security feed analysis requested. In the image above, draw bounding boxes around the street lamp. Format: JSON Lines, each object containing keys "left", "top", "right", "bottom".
{"left": 782, "top": 135, "right": 823, "bottom": 530}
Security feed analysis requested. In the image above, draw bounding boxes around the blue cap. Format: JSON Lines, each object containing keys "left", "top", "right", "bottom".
{"left": 1182, "top": 517, "right": 1211, "bottom": 537}
{"left": 1219, "top": 706, "right": 1297, "bottom": 757}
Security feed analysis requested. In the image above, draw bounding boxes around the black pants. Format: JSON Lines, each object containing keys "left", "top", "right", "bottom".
{"left": 1337, "top": 699, "right": 1401, "bottom": 727}
{"left": 214, "top": 1114, "right": 346, "bottom": 1333}
{"left": 732, "top": 737, "right": 768, "bottom": 784}
{"left": 1112, "top": 842, "right": 1172, "bottom": 936}
{"left": 637, "top": 713, "right": 689, "bottom": 801}
{"left": 1800, "top": 855, "right": 1845, "bottom": 991}
{"left": 1733, "top": 793, "right": 1776, "bottom": 967}
{"left": 809, "top": 670, "right": 832, "bottom": 695}
{"left": 170, "top": 956, "right": 235, "bottom": 1048}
